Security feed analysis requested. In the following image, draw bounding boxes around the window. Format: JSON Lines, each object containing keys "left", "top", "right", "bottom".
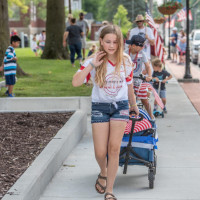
{"left": 194, "top": 33, "right": 200, "bottom": 40}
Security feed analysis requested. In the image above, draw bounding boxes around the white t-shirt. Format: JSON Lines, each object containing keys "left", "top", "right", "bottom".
{"left": 79, "top": 56, "right": 133, "bottom": 103}
{"left": 39, "top": 33, "right": 46, "bottom": 46}
{"left": 129, "top": 27, "right": 154, "bottom": 59}
{"left": 125, "top": 49, "right": 148, "bottom": 86}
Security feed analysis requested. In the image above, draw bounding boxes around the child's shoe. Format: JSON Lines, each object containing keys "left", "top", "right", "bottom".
{"left": 8, "top": 93, "right": 15, "bottom": 97}
{"left": 163, "top": 107, "right": 167, "bottom": 113}
{"left": 5, "top": 90, "right": 9, "bottom": 95}
{"left": 153, "top": 108, "right": 157, "bottom": 112}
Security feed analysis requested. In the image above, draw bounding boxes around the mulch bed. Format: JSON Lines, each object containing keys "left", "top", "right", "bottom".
{"left": 0, "top": 112, "right": 73, "bottom": 199}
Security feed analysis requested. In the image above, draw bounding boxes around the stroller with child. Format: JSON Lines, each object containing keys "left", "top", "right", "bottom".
{"left": 119, "top": 108, "right": 158, "bottom": 189}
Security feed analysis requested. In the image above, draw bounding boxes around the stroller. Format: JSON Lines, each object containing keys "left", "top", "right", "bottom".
{"left": 119, "top": 109, "right": 158, "bottom": 189}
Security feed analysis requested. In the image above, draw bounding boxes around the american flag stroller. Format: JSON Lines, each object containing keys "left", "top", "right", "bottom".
{"left": 119, "top": 109, "right": 158, "bottom": 189}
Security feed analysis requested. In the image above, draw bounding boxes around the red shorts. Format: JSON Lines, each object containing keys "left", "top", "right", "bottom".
{"left": 134, "top": 82, "right": 152, "bottom": 99}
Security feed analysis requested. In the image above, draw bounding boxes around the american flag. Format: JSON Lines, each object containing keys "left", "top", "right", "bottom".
{"left": 140, "top": 82, "right": 164, "bottom": 109}
{"left": 165, "top": 16, "right": 176, "bottom": 28}
{"left": 145, "top": 4, "right": 165, "bottom": 63}
{"left": 177, "top": 7, "right": 193, "bottom": 22}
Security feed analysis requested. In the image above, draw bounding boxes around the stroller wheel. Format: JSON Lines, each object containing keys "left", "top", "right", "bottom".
{"left": 153, "top": 154, "right": 157, "bottom": 175}
{"left": 154, "top": 112, "right": 159, "bottom": 117}
{"left": 148, "top": 168, "right": 155, "bottom": 189}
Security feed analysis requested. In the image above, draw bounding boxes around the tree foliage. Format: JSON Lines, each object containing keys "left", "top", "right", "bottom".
{"left": 113, "top": 5, "right": 132, "bottom": 38}
{"left": 8, "top": 0, "right": 47, "bottom": 21}
{"left": 82, "top": 0, "right": 101, "bottom": 19}
{"left": 113, "top": 5, "right": 132, "bottom": 29}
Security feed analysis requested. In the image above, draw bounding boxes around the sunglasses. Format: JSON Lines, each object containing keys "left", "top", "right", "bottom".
{"left": 136, "top": 20, "right": 144, "bottom": 23}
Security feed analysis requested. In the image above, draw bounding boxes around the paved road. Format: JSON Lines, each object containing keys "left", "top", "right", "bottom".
{"left": 39, "top": 72, "right": 200, "bottom": 200}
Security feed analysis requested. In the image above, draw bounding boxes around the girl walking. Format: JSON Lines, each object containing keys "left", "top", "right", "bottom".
{"left": 72, "top": 25, "right": 139, "bottom": 200}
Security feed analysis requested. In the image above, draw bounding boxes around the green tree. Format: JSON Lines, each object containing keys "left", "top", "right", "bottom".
{"left": 0, "top": 0, "right": 29, "bottom": 76}
{"left": 113, "top": 5, "right": 132, "bottom": 37}
{"left": 82, "top": 0, "right": 101, "bottom": 19}
{"left": 97, "top": 0, "right": 108, "bottom": 21}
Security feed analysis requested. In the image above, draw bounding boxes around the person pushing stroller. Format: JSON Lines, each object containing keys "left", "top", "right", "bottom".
{"left": 125, "top": 35, "right": 154, "bottom": 119}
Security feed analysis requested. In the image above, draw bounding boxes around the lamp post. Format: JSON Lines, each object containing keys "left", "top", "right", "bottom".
{"left": 184, "top": 0, "right": 192, "bottom": 79}
{"left": 178, "top": 0, "right": 199, "bottom": 82}
{"left": 167, "top": 15, "right": 171, "bottom": 59}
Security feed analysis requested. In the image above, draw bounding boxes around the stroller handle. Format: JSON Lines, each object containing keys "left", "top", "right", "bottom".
{"left": 133, "top": 74, "right": 146, "bottom": 81}
{"left": 129, "top": 112, "right": 144, "bottom": 122}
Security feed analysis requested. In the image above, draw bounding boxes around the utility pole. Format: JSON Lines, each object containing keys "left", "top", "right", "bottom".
{"left": 149, "top": 0, "right": 153, "bottom": 15}
{"left": 132, "top": 0, "right": 134, "bottom": 22}
{"left": 69, "top": 0, "right": 72, "bottom": 14}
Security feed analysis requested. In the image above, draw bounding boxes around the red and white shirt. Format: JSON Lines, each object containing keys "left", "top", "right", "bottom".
{"left": 79, "top": 56, "right": 133, "bottom": 103}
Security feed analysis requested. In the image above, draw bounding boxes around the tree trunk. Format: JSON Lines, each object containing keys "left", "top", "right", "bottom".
{"left": 41, "top": 0, "right": 69, "bottom": 59}
{"left": 16, "top": 63, "right": 29, "bottom": 76}
{"left": 0, "top": 0, "right": 29, "bottom": 77}
{"left": 0, "top": 0, "right": 9, "bottom": 66}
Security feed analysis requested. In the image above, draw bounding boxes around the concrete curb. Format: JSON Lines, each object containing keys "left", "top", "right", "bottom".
{"left": 2, "top": 109, "right": 87, "bottom": 200}
{"left": 0, "top": 97, "right": 91, "bottom": 114}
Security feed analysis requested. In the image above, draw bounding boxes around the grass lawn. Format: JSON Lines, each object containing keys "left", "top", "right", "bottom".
{"left": 0, "top": 48, "right": 92, "bottom": 97}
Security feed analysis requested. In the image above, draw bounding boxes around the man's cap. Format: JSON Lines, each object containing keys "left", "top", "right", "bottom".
{"left": 134, "top": 14, "right": 147, "bottom": 23}
{"left": 172, "top": 27, "right": 177, "bottom": 31}
{"left": 79, "top": 12, "right": 84, "bottom": 16}
{"left": 126, "top": 35, "right": 146, "bottom": 46}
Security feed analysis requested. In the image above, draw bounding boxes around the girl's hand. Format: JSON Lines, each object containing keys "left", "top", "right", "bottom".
{"left": 162, "top": 79, "right": 167, "bottom": 83}
{"left": 130, "top": 104, "right": 139, "bottom": 116}
{"left": 92, "top": 51, "right": 106, "bottom": 67}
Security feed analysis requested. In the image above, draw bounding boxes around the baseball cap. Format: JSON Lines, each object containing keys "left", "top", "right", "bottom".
{"left": 126, "top": 35, "right": 146, "bottom": 47}
{"left": 172, "top": 27, "right": 177, "bottom": 31}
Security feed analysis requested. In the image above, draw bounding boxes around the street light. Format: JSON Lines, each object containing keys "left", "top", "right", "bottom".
{"left": 167, "top": 15, "right": 171, "bottom": 59}
{"left": 184, "top": 0, "right": 192, "bottom": 79}
{"left": 178, "top": 0, "right": 199, "bottom": 82}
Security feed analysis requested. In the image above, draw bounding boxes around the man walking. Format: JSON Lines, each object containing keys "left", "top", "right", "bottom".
{"left": 170, "top": 27, "right": 178, "bottom": 63}
{"left": 76, "top": 12, "right": 89, "bottom": 60}
{"left": 128, "top": 15, "right": 155, "bottom": 65}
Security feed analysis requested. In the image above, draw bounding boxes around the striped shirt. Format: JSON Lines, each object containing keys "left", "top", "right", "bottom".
{"left": 3, "top": 46, "right": 17, "bottom": 76}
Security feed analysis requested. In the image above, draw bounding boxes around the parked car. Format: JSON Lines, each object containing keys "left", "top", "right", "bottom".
{"left": 190, "top": 29, "right": 200, "bottom": 64}
{"left": 197, "top": 46, "right": 200, "bottom": 67}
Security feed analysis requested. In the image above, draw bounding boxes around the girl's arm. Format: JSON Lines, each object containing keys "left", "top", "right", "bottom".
{"left": 72, "top": 51, "right": 106, "bottom": 87}
{"left": 72, "top": 64, "right": 93, "bottom": 87}
{"left": 128, "top": 83, "right": 139, "bottom": 115}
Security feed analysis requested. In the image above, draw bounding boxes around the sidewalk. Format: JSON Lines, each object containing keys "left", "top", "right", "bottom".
{"left": 166, "top": 60, "right": 200, "bottom": 115}
{"left": 39, "top": 76, "right": 200, "bottom": 199}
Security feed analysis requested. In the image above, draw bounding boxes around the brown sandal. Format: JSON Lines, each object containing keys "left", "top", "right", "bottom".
{"left": 95, "top": 173, "right": 107, "bottom": 194}
{"left": 104, "top": 192, "right": 117, "bottom": 200}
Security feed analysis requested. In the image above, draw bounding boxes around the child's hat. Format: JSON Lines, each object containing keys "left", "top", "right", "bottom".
{"left": 126, "top": 35, "right": 145, "bottom": 47}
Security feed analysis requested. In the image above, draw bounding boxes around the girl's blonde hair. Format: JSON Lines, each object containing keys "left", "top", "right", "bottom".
{"left": 152, "top": 58, "right": 162, "bottom": 68}
{"left": 95, "top": 25, "right": 125, "bottom": 88}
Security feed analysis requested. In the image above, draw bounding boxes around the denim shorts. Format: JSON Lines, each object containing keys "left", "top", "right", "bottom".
{"left": 5, "top": 74, "right": 16, "bottom": 85}
{"left": 155, "top": 89, "right": 166, "bottom": 98}
{"left": 91, "top": 100, "right": 129, "bottom": 123}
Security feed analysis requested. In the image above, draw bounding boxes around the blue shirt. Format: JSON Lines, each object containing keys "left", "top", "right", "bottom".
{"left": 170, "top": 33, "right": 178, "bottom": 47}
{"left": 3, "top": 46, "right": 17, "bottom": 76}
